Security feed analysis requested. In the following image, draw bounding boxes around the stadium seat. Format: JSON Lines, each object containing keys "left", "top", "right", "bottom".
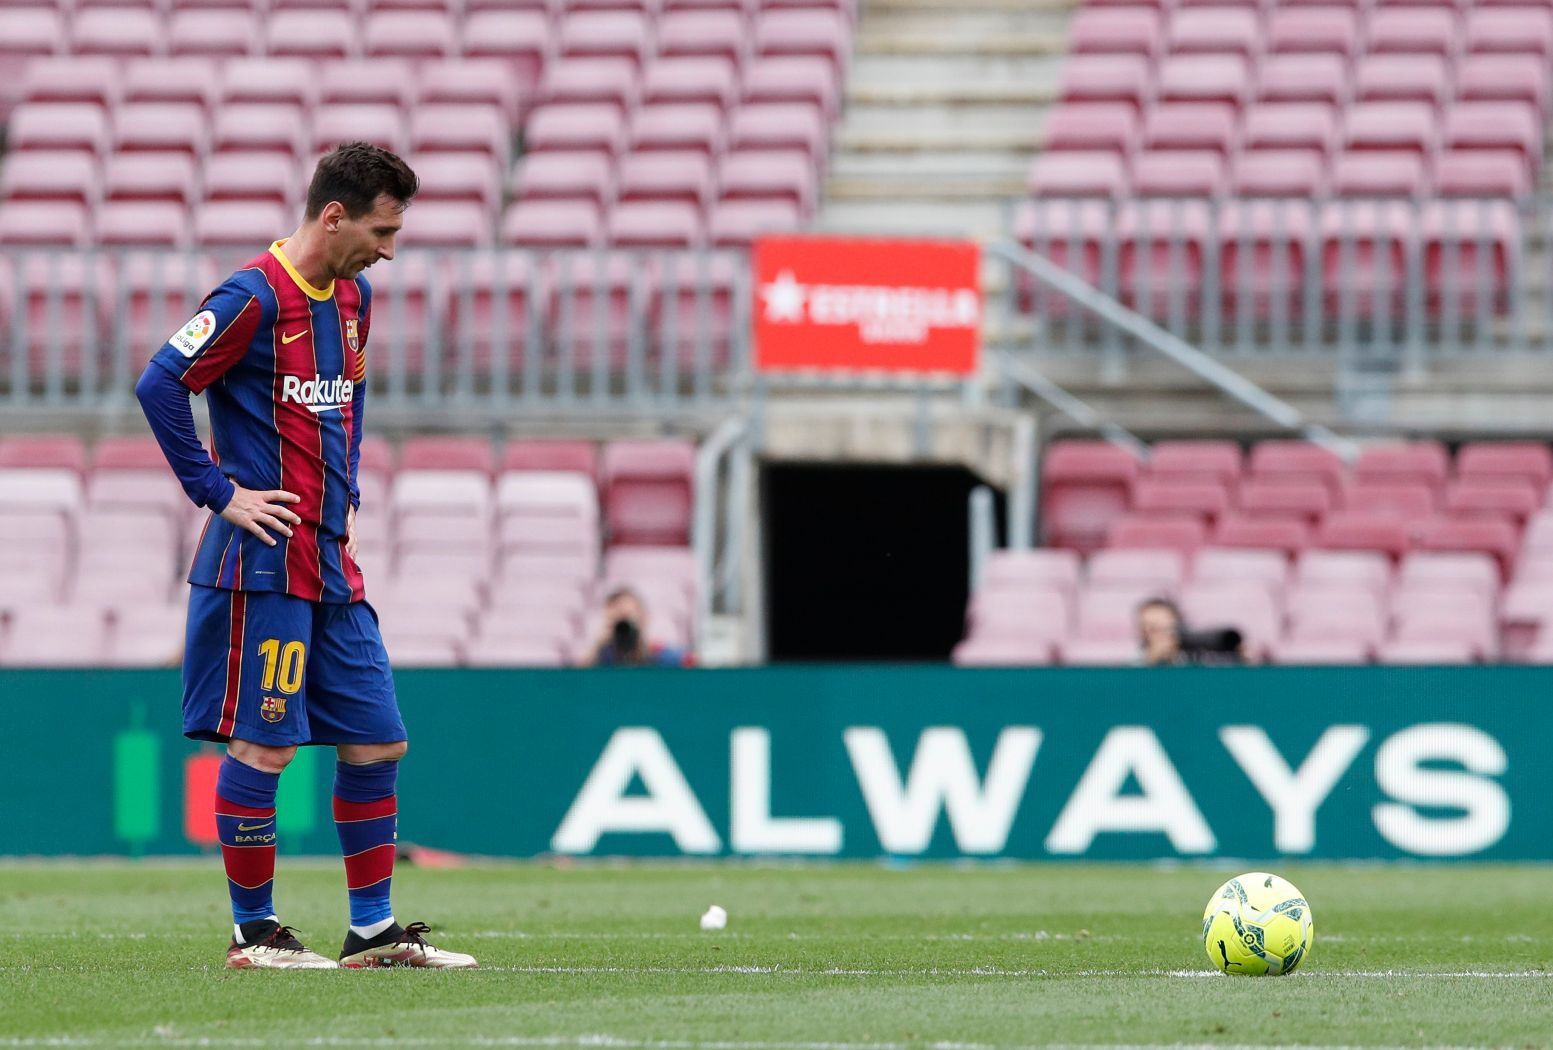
{"left": 113, "top": 103, "right": 209, "bottom": 156}
{"left": 460, "top": 10, "right": 550, "bottom": 93}
{"left": 601, "top": 440, "right": 696, "bottom": 546}
{"left": 1193, "top": 547, "right": 1289, "bottom": 598}
{"left": 1088, "top": 548, "right": 1186, "bottom": 591}
{"left": 7, "top": 103, "right": 109, "bottom": 156}
{"left": 1041, "top": 441, "right": 1141, "bottom": 552}
{"left": 0, "top": 436, "right": 86, "bottom": 473}
{"left": 397, "top": 202, "right": 494, "bottom": 249}
{"left": 71, "top": 7, "right": 160, "bottom": 58}
{"left": 528, "top": 105, "right": 628, "bottom": 157}
{"left": 1241, "top": 102, "right": 1337, "bottom": 157}
{"left": 1147, "top": 440, "right": 1242, "bottom": 484}
{"left": 559, "top": 9, "right": 651, "bottom": 64}
{"left": 1335, "top": 150, "right": 1427, "bottom": 200}
{"left": 1179, "top": 580, "right": 1280, "bottom": 655}
{"left": 20, "top": 57, "right": 120, "bottom": 110}
{"left": 391, "top": 469, "right": 493, "bottom": 519}
{"left": 1294, "top": 549, "right": 1392, "bottom": 603}
{"left": 1105, "top": 515, "right": 1207, "bottom": 554}
{"left": 1057, "top": 636, "right": 1139, "bottom": 666}
{"left": 1500, "top": 580, "right": 1553, "bottom": 659}
{"left": 1444, "top": 479, "right": 1540, "bottom": 526}
{"left": 1354, "top": 441, "right": 1450, "bottom": 488}
{"left": 729, "top": 103, "right": 828, "bottom": 157}
{"left": 93, "top": 436, "right": 167, "bottom": 471}
{"left": 1248, "top": 441, "right": 1346, "bottom": 494}
{"left": 646, "top": 56, "right": 741, "bottom": 111}
{"left": 418, "top": 61, "right": 522, "bottom": 124}
{"left": 220, "top": 59, "right": 317, "bottom": 110}
{"left": 1397, "top": 551, "right": 1501, "bottom": 606}
{"left": 316, "top": 59, "right": 415, "bottom": 110}
{"left": 1166, "top": 6, "right": 1260, "bottom": 55}
{"left": 1058, "top": 55, "right": 1152, "bottom": 110}
{"left": 1256, "top": 53, "right": 1347, "bottom": 106}
{"left": 1315, "top": 513, "right": 1410, "bottom": 562}
{"left": 1026, "top": 153, "right": 1128, "bottom": 198}
{"left": 400, "top": 437, "right": 496, "bottom": 475}
{"left": 512, "top": 151, "right": 614, "bottom": 208}
{"left": 108, "top": 603, "right": 188, "bottom": 668}
{"left": 1465, "top": 7, "right": 1553, "bottom": 57}
{"left": 1156, "top": 54, "right": 1249, "bottom": 107}
{"left": 719, "top": 150, "right": 818, "bottom": 213}
{"left": 1434, "top": 151, "right": 1531, "bottom": 198}
{"left": 1413, "top": 517, "right": 1519, "bottom": 579}
{"left": 1367, "top": 7, "right": 1457, "bottom": 56}
{"left": 214, "top": 104, "right": 307, "bottom": 158}
{"left": 363, "top": 10, "right": 457, "bottom": 59}
{"left": 1043, "top": 103, "right": 1139, "bottom": 157}
{"left": 1074, "top": 582, "right": 1164, "bottom": 641}
{"left": 1131, "top": 151, "right": 1225, "bottom": 197}
{"left": 1393, "top": 606, "right": 1499, "bottom": 661}
{"left": 952, "top": 635, "right": 1057, "bottom": 667}
{"left": 1068, "top": 7, "right": 1163, "bottom": 57}
{"left": 265, "top": 11, "right": 357, "bottom": 60}
{"left": 1286, "top": 586, "right": 1387, "bottom": 645}
{"left": 503, "top": 440, "right": 600, "bottom": 480}
{"left": 1343, "top": 482, "right": 1435, "bottom": 519}
{"left": 1237, "top": 480, "right": 1331, "bottom": 524}
{"left": 744, "top": 55, "right": 841, "bottom": 118}
{"left": 1142, "top": 103, "right": 1237, "bottom": 155}
{"left": 1457, "top": 442, "right": 1553, "bottom": 495}
{"left": 659, "top": 10, "right": 748, "bottom": 64}
{"left": 1355, "top": 54, "right": 1449, "bottom": 107}
{"left": 96, "top": 202, "right": 188, "bottom": 249}
{"left": 194, "top": 201, "right": 289, "bottom": 248}
{"left": 0, "top": 151, "right": 96, "bottom": 206}
{"left": 314, "top": 104, "right": 407, "bottom": 156}
{"left": 539, "top": 57, "right": 642, "bottom": 113}
{"left": 496, "top": 472, "right": 600, "bottom": 526}
{"left": 618, "top": 152, "right": 716, "bottom": 207}
{"left": 502, "top": 201, "right": 604, "bottom": 248}
{"left": 1376, "top": 638, "right": 1477, "bottom": 665}
{"left": 0, "top": 607, "right": 110, "bottom": 667}
{"left": 1443, "top": 103, "right": 1542, "bottom": 171}
{"left": 411, "top": 105, "right": 511, "bottom": 165}
{"left": 1131, "top": 479, "right": 1230, "bottom": 524}
{"left": 607, "top": 201, "right": 705, "bottom": 247}
{"left": 1268, "top": 637, "right": 1372, "bottom": 665}
{"left": 707, "top": 199, "right": 801, "bottom": 246}
{"left": 1268, "top": 6, "right": 1359, "bottom": 57}
{"left": 1456, "top": 54, "right": 1548, "bottom": 110}
{"left": 102, "top": 153, "right": 197, "bottom": 207}
{"left": 754, "top": 8, "right": 851, "bottom": 70}
{"left": 979, "top": 548, "right": 1083, "bottom": 600}
{"left": 603, "top": 545, "right": 698, "bottom": 600}
{"left": 964, "top": 588, "right": 1071, "bottom": 645}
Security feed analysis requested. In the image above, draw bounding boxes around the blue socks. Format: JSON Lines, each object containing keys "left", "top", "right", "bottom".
{"left": 333, "top": 760, "right": 399, "bottom": 932}
{"left": 214, "top": 754, "right": 280, "bottom": 927}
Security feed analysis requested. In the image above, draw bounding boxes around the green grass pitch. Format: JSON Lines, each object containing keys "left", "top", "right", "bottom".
{"left": 2, "top": 861, "right": 1550, "bottom": 1048}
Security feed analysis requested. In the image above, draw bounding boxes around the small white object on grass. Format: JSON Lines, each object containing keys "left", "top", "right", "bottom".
{"left": 700, "top": 905, "right": 727, "bottom": 931}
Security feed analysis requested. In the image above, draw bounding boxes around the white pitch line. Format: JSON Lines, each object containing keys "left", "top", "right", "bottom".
{"left": 0, "top": 1036, "right": 1509, "bottom": 1050}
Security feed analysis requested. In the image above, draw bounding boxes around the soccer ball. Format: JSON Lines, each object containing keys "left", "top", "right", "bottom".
{"left": 1201, "top": 872, "right": 1313, "bottom": 976}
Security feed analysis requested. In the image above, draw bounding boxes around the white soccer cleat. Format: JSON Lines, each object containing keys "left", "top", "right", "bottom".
{"left": 226, "top": 921, "right": 338, "bottom": 970}
{"left": 338, "top": 921, "right": 478, "bottom": 969}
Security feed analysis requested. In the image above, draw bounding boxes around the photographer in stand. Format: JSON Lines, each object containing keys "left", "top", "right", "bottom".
{"left": 585, "top": 586, "right": 691, "bottom": 668}
{"left": 1136, "top": 597, "right": 1244, "bottom": 667}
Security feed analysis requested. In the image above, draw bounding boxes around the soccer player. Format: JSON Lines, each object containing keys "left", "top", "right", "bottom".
{"left": 135, "top": 142, "right": 476, "bottom": 970}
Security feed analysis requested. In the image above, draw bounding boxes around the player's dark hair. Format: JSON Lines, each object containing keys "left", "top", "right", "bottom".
{"left": 305, "top": 142, "right": 419, "bottom": 221}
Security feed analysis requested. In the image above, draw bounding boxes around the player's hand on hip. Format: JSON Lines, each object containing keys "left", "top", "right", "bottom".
{"left": 220, "top": 485, "right": 302, "bottom": 547}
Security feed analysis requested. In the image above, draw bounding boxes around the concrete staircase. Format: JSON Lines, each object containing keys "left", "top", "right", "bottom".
{"left": 820, "top": 0, "right": 1075, "bottom": 240}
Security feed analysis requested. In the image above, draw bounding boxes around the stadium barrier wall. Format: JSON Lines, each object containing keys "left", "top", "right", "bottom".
{"left": 1, "top": 666, "right": 1547, "bottom": 861}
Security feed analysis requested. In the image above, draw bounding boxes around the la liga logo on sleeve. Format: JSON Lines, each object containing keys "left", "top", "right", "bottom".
{"left": 171, "top": 311, "right": 218, "bottom": 358}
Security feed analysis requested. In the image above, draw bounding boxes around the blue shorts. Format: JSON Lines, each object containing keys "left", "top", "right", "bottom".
{"left": 182, "top": 584, "right": 405, "bottom": 747}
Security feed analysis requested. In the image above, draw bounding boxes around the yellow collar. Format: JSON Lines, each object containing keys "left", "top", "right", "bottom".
{"left": 269, "top": 240, "right": 334, "bottom": 302}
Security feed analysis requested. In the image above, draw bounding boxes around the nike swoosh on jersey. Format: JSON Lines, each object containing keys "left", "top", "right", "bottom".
{"left": 237, "top": 821, "right": 274, "bottom": 832}
{"left": 281, "top": 330, "right": 308, "bottom": 344}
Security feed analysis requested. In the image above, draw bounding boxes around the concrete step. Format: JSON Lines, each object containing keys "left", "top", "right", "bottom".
{"left": 858, "top": 8, "right": 1073, "bottom": 42}
{"left": 818, "top": 198, "right": 1014, "bottom": 238}
{"left": 856, "top": 28, "right": 1066, "bottom": 57}
{"left": 828, "top": 151, "right": 1030, "bottom": 199}
{"left": 851, "top": 53, "right": 1065, "bottom": 88}
{"left": 865, "top": 0, "right": 1076, "bottom": 12}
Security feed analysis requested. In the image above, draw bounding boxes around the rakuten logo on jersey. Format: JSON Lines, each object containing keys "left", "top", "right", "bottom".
{"left": 280, "top": 374, "right": 353, "bottom": 413}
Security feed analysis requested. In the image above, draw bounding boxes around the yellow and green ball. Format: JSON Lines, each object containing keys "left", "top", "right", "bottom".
{"left": 1202, "top": 872, "right": 1313, "bottom": 976}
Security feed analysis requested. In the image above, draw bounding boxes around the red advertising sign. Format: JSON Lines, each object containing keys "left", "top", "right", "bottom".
{"left": 753, "top": 235, "right": 982, "bottom": 377}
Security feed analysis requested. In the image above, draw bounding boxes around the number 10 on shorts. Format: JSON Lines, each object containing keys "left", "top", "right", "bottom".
{"left": 257, "top": 638, "right": 306, "bottom": 695}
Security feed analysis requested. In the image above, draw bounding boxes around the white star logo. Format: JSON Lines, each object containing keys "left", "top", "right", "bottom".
{"left": 760, "top": 270, "right": 807, "bottom": 323}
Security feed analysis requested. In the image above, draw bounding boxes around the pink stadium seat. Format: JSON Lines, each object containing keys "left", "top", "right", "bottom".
{"left": 1257, "top": 53, "right": 1347, "bottom": 106}
{"left": 1319, "top": 199, "right": 1417, "bottom": 312}
{"left": 1142, "top": 103, "right": 1237, "bottom": 155}
{"left": 1443, "top": 103, "right": 1542, "bottom": 172}
{"left": 363, "top": 10, "right": 457, "bottom": 59}
{"left": 113, "top": 103, "right": 208, "bottom": 156}
{"left": 93, "top": 436, "right": 167, "bottom": 470}
{"left": 1434, "top": 151, "right": 1531, "bottom": 198}
{"left": 1, "top": 151, "right": 95, "bottom": 206}
{"left": 1355, "top": 54, "right": 1448, "bottom": 107}
{"left": 1456, "top": 54, "right": 1548, "bottom": 110}
{"left": 607, "top": 201, "right": 704, "bottom": 247}
{"left": 503, "top": 201, "right": 604, "bottom": 248}
{"left": 729, "top": 103, "right": 827, "bottom": 156}
{"left": 707, "top": 199, "right": 801, "bottom": 245}
{"left": 1269, "top": 637, "right": 1372, "bottom": 665}
{"left": 391, "top": 469, "right": 492, "bottom": 520}
{"left": 1041, "top": 441, "right": 1142, "bottom": 551}
{"left": 194, "top": 201, "right": 289, "bottom": 248}
{"left": 513, "top": 151, "right": 614, "bottom": 207}
{"left": 1295, "top": 549, "right": 1392, "bottom": 602}
{"left": 199, "top": 153, "right": 294, "bottom": 208}
{"left": 1131, "top": 479, "right": 1230, "bottom": 524}
{"left": 496, "top": 473, "right": 599, "bottom": 527}
{"left": 400, "top": 437, "right": 495, "bottom": 475}
{"left": 1, "top": 607, "right": 110, "bottom": 668}
{"left": 602, "top": 440, "right": 696, "bottom": 546}
{"left": 21, "top": 57, "right": 120, "bottom": 110}
{"left": 1241, "top": 102, "right": 1337, "bottom": 157}
{"left": 754, "top": 8, "right": 851, "bottom": 69}
{"left": 397, "top": 201, "right": 494, "bottom": 248}
{"left": 980, "top": 548, "right": 1083, "bottom": 599}
{"left": 166, "top": 10, "right": 254, "bottom": 58}
{"left": 102, "top": 153, "right": 197, "bottom": 206}
{"left": 1457, "top": 442, "right": 1553, "bottom": 494}
{"left": 1466, "top": 7, "right": 1553, "bottom": 57}
{"left": 1355, "top": 441, "right": 1449, "bottom": 488}
{"left": 108, "top": 604, "right": 188, "bottom": 668}
{"left": 1069, "top": 7, "right": 1163, "bottom": 57}
{"left": 964, "top": 588, "right": 1071, "bottom": 644}
{"left": 1413, "top": 517, "right": 1519, "bottom": 579}
{"left": 1397, "top": 551, "right": 1501, "bottom": 607}
{"left": 220, "top": 60, "right": 317, "bottom": 109}
{"left": 1286, "top": 586, "right": 1387, "bottom": 645}
{"left": 1420, "top": 199, "right": 1517, "bottom": 315}
{"left": 1044, "top": 103, "right": 1139, "bottom": 156}
{"left": 1445, "top": 478, "right": 1539, "bottom": 526}
{"left": 314, "top": 104, "right": 406, "bottom": 156}
{"left": 1367, "top": 7, "right": 1457, "bottom": 56}
{"left": 953, "top": 636, "right": 1057, "bottom": 667}
{"left": 1343, "top": 482, "right": 1435, "bottom": 519}
{"left": 7, "top": 103, "right": 108, "bottom": 155}
{"left": 539, "top": 57, "right": 642, "bottom": 113}
{"left": 645, "top": 57, "right": 740, "bottom": 111}
{"left": 529, "top": 105, "right": 628, "bottom": 157}
{"left": 0, "top": 201, "right": 89, "bottom": 247}
{"left": 1249, "top": 440, "right": 1346, "bottom": 494}
{"left": 317, "top": 59, "right": 415, "bottom": 110}
{"left": 1156, "top": 54, "right": 1249, "bottom": 107}
{"left": 1057, "top": 636, "right": 1139, "bottom": 666}
{"left": 1148, "top": 440, "right": 1242, "bottom": 484}
{"left": 1500, "top": 580, "right": 1553, "bottom": 659}
{"left": 85, "top": 469, "right": 185, "bottom": 521}
{"left": 1193, "top": 547, "right": 1289, "bottom": 596}
{"left": 1075, "top": 583, "right": 1165, "bottom": 641}
{"left": 411, "top": 153, "right": 503, "bottom": 212}
{"left": 1106, "top": 515, "right": 1207, "bottom": 554}
{"left": 1089, "top": 548, "right": 1187, "bottom": 591}
{"left": 603, "top": 545, "right": 697, "bottom": 598}
{"left": 1238, "top": 480, "right": 1331, "bottom": 524}
{"left": 1316, "top": 512, "right": 1410, "bottom": 561}
{"left": 266, "top": 11, "right": 357, "bottom": 60}
{"left": 418, "top": 61, "right": 522, "bottom": 123}
{"left": 1058, "top": 55, "right": 1152, "bottom": 110}
{"left": 96, "top": 202, "right": 188, "bottom": 248}
{"left": 745, "top": 55, "right": 841, "bottom": 118}
{"left": 0, "top": 6, "right": 63, "bottom": 77}
{"left": 503, "top": 440, "right": 600, "bottom": 479}
{"left": 214, "top": 104, "right": 306, "bottom": 158}
{"left": 1166, "top": 6, "right": 1260, "bottom": 55}
{"left": 411, "top": 105, "right": 511, "bottom": 165}
{"left": 460, "top": 10, "right": 550, "bottom": 93}
{"left": 559, "top": 10, "right": 651, "bottom": 64}
{"left": 1343, "top": 102, "right": 1436, "bottom": 155}
{"left": 1027, "top": 153, "right": 1128, "bottom": 197}
{"left": 1179, "top": 581, "right": 1280, "bottom": 654}
{"left": 1130, "top": 150, "right": 1225, "bottom": 196}
{"left": 1268, "top": 6, "right": 1359, "bottom": 57}
{"left": 1333, "top": 151, "right": 1429, "bottom": 196}
{"left": 71, "top": 7, "right": 160, "bottom": 58}
{"left": 659, "top": 10, "right": 747, "bottom": 65}
{"left": 719, "top": 150, "right": 817, "bottom": 212}
{"left": 1393, "top": 606, "right": 1498, "bottom": 661}
{"left": 1376, "top": 638, "right": 1477, "bottom": 665}
{"left": 1522, "top": 511, "right": 1553, "bottom": 555}
{"left": 0, "top": 436, "right": 86, "bottom": 473}
{"left": 618, "top": 152, "right": 716, "bottom": 207}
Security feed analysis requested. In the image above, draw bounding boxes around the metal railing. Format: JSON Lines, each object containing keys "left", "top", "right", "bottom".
{"left": 0, "top": 246, "right": 755, "bottom": 418}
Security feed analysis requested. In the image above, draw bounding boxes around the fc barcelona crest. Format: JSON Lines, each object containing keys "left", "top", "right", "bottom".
{"left": 260, "top": 695, "right": 287, "bottom": 723}
{"left": 345, "top": 318, "right": 360, "bottom": 353}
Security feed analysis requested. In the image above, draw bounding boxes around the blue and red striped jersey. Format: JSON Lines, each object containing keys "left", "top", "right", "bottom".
{"left": 148, "top": 240, "right": 370, "bottom": 604}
